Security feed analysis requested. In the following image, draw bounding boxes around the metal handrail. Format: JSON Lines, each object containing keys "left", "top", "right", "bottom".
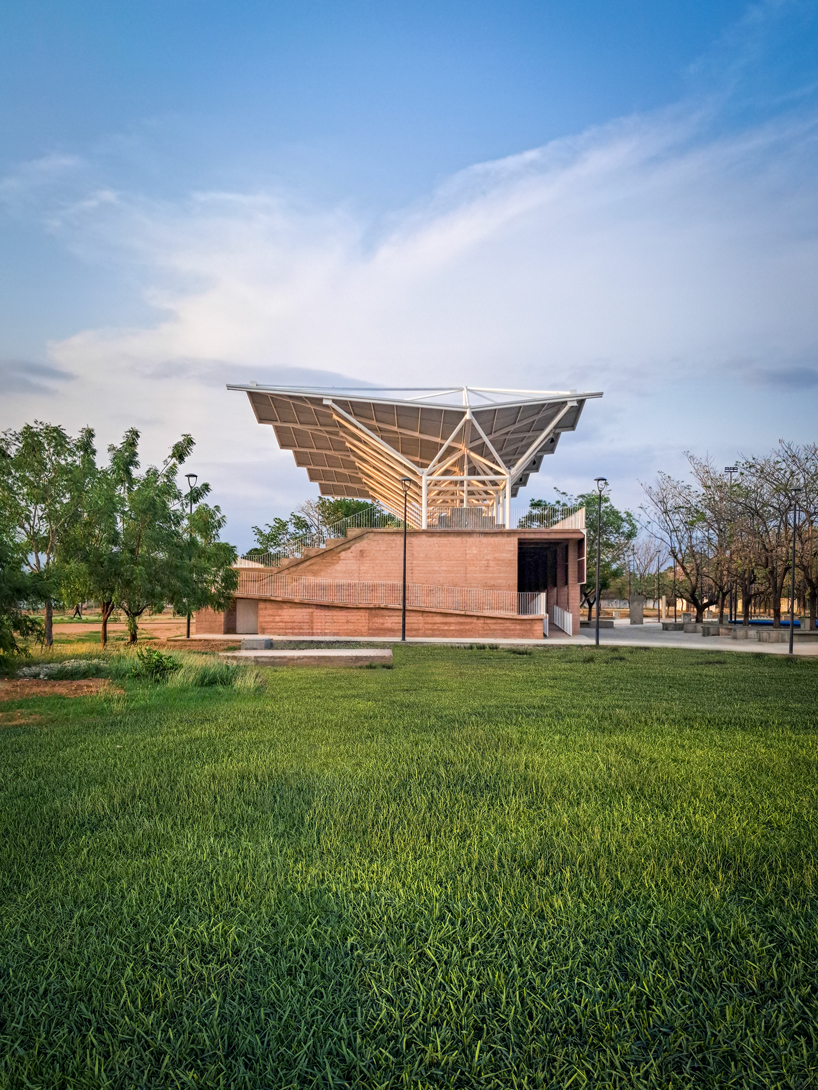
{"left": 552, "top": 604, "right": 574, "bottom": 635}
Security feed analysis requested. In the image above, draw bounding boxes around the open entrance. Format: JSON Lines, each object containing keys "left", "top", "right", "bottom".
{"left": 518, "top": 541, "right": 559, "bottom": 592}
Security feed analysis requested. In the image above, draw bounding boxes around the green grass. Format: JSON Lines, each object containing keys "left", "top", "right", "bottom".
{"left": 1, "top": 646, "right": 817, "bottom": 1089}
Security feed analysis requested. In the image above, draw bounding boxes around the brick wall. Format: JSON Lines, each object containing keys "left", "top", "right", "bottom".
{"left": 194, "top": 601, "right": 236, "bottom": 634}
{"left": 288, "top": 528, "right": 519, "bottom": 590}
{"left": 205, "top": 528, "right": 585, "bottom": 638}
{"left": 258, "top": 598, "right": 543, "bottom": 639}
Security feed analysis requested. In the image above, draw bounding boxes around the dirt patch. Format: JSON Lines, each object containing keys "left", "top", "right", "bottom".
{"left": 0, "top": 678, "right": 120, "bottom": 701}
{"left": 0, "top": 709, "right": 43, "bottom": 727}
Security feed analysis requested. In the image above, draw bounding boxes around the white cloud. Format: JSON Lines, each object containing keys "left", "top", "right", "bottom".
{"left": 3, "top": 30, "right": 818, "bottom": 546}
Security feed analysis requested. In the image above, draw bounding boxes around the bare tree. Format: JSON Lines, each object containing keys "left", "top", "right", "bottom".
{"left": 642, "top": 472, "right": 721, "bottom": 623}
{"left": 686, "top": 456, "right": 737, "bottom": 622}
{"left": 778, "top": 442, "right": 818, "bottom": 630}
{"left": 734, "top": 454, "right": 799, "bottom": 629}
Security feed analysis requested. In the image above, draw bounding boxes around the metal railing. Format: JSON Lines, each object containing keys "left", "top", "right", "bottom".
{"left": 238, "top": 504, "right": 399, "bottom": 568}
{"left": 237, "top": 570, "right": 547, "bottom": 617}
{"left": 552, "top": 604, "right": 573, "bottom": 635}
{"left": 512, "top": 506, "right": 585, "bottom": 530}
{"left": 239, "top": 504, "right": 585, "bottom": 568}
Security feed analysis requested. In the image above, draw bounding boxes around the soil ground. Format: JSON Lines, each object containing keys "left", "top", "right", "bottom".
{"left": 0, "top": 678, "right": 118, "bottom": 701}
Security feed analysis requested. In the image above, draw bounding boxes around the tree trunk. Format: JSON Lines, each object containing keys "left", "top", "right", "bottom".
{"left": 126, "top": 613, "right": 138, "bottom": 644}
{"left": 718, "top": 592, "right": 725, "bottom": 624}
{"left": 772, "top": 591, "right": 782, "bottom": 628}
{"left": 695, "top": 601, "right": 704, "bottom": 623}
{"left": 100, "top": 601, "right": 114, "bottom": 647}
{"left": 44, "top": 598, "right": 53, "bottom": 647}
{"left": 809, "top": 589, "right": 817, "bottom": 632}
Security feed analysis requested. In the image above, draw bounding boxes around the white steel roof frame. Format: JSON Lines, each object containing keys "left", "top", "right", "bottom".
{"left": 229, "top": 384, "right": 602, "bottom": 527}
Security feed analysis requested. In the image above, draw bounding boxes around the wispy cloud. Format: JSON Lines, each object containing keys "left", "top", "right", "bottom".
{"left": 0, "top": 358, "right": 74, "bottom": 394}
{"left": 746, "top": 364, "right": 818, "bottom": 388}
{"left": 2, "top": 2, "right": 817, "bottom": 543}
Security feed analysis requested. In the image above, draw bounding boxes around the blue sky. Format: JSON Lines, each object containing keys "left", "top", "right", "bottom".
{"left": 2, "top": 1, "right": 817, "bottom": 547}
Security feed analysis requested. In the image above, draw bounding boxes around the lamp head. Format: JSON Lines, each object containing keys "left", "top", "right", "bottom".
{"left": 185, "top": 473, "right": 198, "bottom": 490}
{"left": 594, "top": 477, "right": 607, "bottom": 494}
{"left": 400, "top": 477, "right": 411, "bottom": 493}
{"left": 724, "top": 466, "right": 738, "bottom": 474}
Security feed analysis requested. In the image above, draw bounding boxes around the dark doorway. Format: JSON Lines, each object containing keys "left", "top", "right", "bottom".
{"left": 518, "top": 541, "right": 557, "bottom": 592}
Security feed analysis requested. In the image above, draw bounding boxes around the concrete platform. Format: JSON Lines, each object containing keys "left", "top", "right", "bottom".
{"left": 222, "top": 648, "right": 393, "bottom": 668}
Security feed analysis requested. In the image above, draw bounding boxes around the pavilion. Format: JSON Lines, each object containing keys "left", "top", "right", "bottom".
{"left": 196, "top": 385, "right": 602, "bottom": 639}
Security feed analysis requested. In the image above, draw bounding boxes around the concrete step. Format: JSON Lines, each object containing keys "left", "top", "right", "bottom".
{"left": 223, "top": 648, "right": 393, "bottom": 668}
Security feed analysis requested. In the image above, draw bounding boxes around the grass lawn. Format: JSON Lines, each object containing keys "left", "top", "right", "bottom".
{"left": 1, "top": 645, "right": 816, "bottom": 1089}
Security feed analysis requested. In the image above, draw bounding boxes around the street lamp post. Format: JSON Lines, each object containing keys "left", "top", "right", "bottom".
{"left": 400, "top": 477, "right": 411, "bottom": 641}
{"left": 725, "top": 467, "right": 737, "bottom": 623}
{"left": 672, "top": 542, "right": 677, "bottom": 622}
{"left": 789, "top": 486, "right": 803, "bottom": 656}
{"left": 185, "top": 473, "right": 198, "bottom": 639}
{"left": 594, "top": 478, "right": 607, "bottom": 647}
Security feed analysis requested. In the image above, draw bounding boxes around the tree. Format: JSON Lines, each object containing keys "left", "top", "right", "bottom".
{"left": 0, "top": 533, "right": 44, "bottom": 662}
{"left": 63, "top": 429, "right": 238, "bottom": 645}
{"left": 59, "top": 441, "right": 124, "bottom": 647}
{"left": 111, "top": 431, "right": 238, "bottom": 643}
{"left": 528, "top": 489, "right": 637, "bottom": 621}
{"left": 732, "top": 454, "right": 798, "bottom": 629}
{"left": 642, "top": 473, "right": 722, "bottom": 623}
{"left": 779, "top": 443, "right": 818, "bottom": 630}
{"left": 627, "top": 536, "right": 667, "bottom": 603}
{"left": 171, "top": 497, "right": 239, "bottom": 626}
{"left": 0, "top": 422, "right": 96, "bottom": 645}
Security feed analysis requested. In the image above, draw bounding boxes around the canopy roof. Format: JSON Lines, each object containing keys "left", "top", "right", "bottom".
{"left": 229, "top": 384, "right": 602, "bottom": 524}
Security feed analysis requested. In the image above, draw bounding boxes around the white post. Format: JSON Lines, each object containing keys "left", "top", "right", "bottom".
{"left": 421, "top": 473, "right": 428, "bottom": 529}
{"left": 505, "top": 476, "right": 511, "bottom": 529}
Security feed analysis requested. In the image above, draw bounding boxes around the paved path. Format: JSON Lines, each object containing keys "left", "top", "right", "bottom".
{"left": 562, "top": 621, "right": 818, "bottom": 656}
{"left": 189, "top": 624, "right": 818, "bottom": 657}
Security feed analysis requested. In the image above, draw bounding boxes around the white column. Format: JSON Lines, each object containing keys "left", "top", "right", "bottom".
{"left": 421, "top": 473, "right": 428, "bottom": 529}
{"left": 505, "top": 476, "right": 511, "bottom": 528}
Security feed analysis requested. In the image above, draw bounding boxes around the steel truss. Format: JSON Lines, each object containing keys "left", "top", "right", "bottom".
{"left": 230, "top": 384, "right": 602, "bottom": 527}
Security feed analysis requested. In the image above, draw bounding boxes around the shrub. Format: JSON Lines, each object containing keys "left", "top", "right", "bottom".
{"left": 134, "top": 647, "right": 181, "bottom": 682}
{"left": 165, "top": 656, "right": 265, "bottom": 690}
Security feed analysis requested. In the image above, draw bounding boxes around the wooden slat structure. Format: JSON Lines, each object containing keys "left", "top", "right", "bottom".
{"left": 228, "top": 384, "right": 602, "bottom": 526}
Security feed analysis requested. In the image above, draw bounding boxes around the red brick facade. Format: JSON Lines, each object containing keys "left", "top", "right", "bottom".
{"left": 196, "top": 527, "right": 584, "bottom": 639}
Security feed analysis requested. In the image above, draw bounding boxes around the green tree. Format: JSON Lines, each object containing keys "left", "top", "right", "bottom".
{"left": 61, "top": 429, "right": 237, "bottom": 645}
{"left": 0, "top": 422, "right": 96, "bottom": 645}
{"left": 0, "top": 533, "right": 44, "bottom": 663}
{"left": 111, "top": 430, "right": 237, "bottom": 644}
{"left": 529, "top": 488, "right": 637, "bottom": 622}
{"left": 59, "top": 442, "right": 124, "bottom": 647}
{"left": 171, "top": 496, "right": 239, "bottom": 628}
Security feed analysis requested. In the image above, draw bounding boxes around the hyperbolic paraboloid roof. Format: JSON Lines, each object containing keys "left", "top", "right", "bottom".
{"left": 228, "top": 385, "right": 602, "bottom": 516}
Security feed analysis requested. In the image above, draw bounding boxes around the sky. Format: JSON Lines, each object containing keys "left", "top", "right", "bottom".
{"left": 1, "top": 0, "right": 817, "bottom": 550}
